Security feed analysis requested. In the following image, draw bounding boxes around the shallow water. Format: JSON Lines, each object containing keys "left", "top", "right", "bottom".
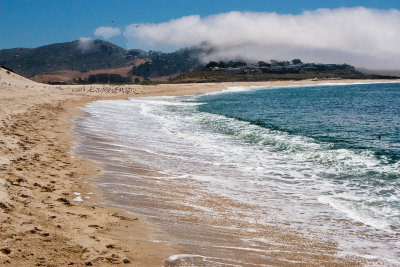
{"left": 75, "top": 82, "right": 400, "bottom": 266}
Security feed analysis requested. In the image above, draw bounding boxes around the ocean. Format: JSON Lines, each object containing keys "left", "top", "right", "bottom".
{"left": 75, "top": 82, "right": 400, "bottom": 266}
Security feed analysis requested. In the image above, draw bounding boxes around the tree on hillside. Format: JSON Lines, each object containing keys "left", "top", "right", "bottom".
{"left": 82, "top": 73, "right": 131, "bottom": 84}
{"left": 292, "top": 59, "right": 303, "bottom": 65}
{"left": 131, "top": 48, "right": 200, "bottom": 77}
{"left": 258, "top": 61, "right": 271, "bottom": 67}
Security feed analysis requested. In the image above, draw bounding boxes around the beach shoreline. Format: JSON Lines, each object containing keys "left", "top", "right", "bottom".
{"left": 1, "top": 67, "right": 399, "bottom": 266}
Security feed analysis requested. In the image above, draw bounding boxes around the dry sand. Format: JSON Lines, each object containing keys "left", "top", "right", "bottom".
{"left": 1, "top": 67, "right": 398, "bottom": 266}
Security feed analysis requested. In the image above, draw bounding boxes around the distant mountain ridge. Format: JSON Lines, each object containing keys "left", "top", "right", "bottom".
{"left": 1, "top": 40, "right": 398, "bottom": 84}
{"left": 0, "top": 40, "right": 146, "bottom": 77}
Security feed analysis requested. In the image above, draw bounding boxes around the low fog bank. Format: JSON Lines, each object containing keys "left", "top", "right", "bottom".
{"left": 122, "top": 8, "right": 400, "bottom": 70}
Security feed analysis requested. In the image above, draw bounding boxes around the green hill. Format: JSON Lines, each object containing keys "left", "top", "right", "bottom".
{"left": 1, "top": 40, "right": 397, "bottom": 83}
{"left": 170, "top": 62, "right": 398, "bottom": 83}
{"left": 0, "top": 40, "right": 145, "bottom": 77}
{"left": 131, "top": 48, "right": 201, "bottom": 78}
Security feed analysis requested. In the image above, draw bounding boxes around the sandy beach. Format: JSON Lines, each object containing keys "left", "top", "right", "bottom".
{"left": 1, "top": 67, "right": 398, "bottom": 266}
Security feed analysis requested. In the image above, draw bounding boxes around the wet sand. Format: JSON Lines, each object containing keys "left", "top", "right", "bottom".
{"left": 1, "top": 67, "right": 398, "bottom": 266}
{"left": 75, "top": 106, "right": 391, "bottom": 267}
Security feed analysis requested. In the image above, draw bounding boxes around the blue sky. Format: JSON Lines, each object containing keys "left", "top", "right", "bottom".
{"left": 1, "top": 0, "right": 400, "bottom": 50}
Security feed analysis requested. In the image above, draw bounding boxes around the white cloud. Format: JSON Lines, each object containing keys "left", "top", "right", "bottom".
{"left": 123, "top": 8, "right": 400, "bottom": 69}
{"left": 78, "top": 37, "right": 93, "bottom": 50}
{"left": 94, "top": 26, "right": 121, "bottom": 39}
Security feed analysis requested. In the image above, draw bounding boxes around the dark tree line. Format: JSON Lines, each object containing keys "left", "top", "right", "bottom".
{"left": 75, "top": 73, "right": 131, "bottom": 84}
{"left": 205, "top": 61, "right": 247, "bottom": 68}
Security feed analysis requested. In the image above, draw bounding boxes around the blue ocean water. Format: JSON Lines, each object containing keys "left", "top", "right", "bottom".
{"left": 194, "top": 83, "right": 400, "bottom": 232}
{"left": 197, "top": 83, "right": 400, "bottom": 164}
{"left": 75, "top": 82, "right": 400, "bottom": 264}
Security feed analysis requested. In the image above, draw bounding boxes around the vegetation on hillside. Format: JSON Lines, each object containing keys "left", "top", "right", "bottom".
{"left": 74, "top": 73, "right": 131, "bottom": 84}
{"left": 170, "top": 59, "right": 398, "bottom": 83}
{"left": 131, "top": 48, "right": 200, "bottom": 78}
{"left": 1, "top": 40, "right": 398, "bottom": 84}
{"left": 0, "top": 40, "right": 146, "bottom": 77}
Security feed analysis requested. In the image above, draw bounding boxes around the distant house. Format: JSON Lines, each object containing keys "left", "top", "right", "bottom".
{"left": 259, "top": 67, "right": 272, "bottom": 73}
{"left": 286, "top": 64, "right": 303, "bottom": 70}
{"left": 211, "top": 67, "right": 226, "bottom": 71}
{"left": 227, "top": 68, "right": 241, "bottom": 74}
{"left": 270, "top": 65, "right": 284, "bottom": 71}
{"left": 324, "top": 64, "right": 337, "bottom": 70}
{"left": 302, "top": 67, "right": 317, "bottom": 71}
{"left": 284, "top": 65, "right": 302, "bottom": 73}
{"left": 243, "top": 67, "right": 262, "bottom": 74}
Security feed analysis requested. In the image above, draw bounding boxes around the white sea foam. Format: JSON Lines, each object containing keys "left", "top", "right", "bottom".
{"left": 80, "top": 95, "right": 400, "bottom": 220}
{"left": 166, "top": 254, "right": 243, "bottom": 267}
{"left": 318, "top": 195, "right": 393, "bottom": 232}
{"left": 167, "top": 254, "right": 203, "bottom": 261}
{"left": 74, "top": 88, "right": 400, "bottom": 264}
{"left": 214, "top": 85, "right": 273, "bottom": 94}
{"left": 209, "top": 81, "right": 400, "bottom": 96}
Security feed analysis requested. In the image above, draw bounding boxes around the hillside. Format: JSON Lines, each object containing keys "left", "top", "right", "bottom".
{"left": 171, "top": 61, "right": 399, "bottom": 83}
{"left": 0, "top": 40, "right": 145, "bottom": 77}
{"left": 1, "top": 40, "right": 398, "bottom": 84}
{"left": 0, "top": 40, "right": 201, "bottom": 83}
{"left": 131, "top": 48, "right": 201, "bottom": 78}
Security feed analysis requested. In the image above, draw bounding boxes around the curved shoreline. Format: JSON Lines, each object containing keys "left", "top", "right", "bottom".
{"left": 1, "top": 67, "right": 399, "bottom": 266}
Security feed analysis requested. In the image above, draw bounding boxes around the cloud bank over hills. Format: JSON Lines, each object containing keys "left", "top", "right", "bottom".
{"left": 95, "top": 27, "right": 121, "bottom": 39}
{"left": 119, "top": 7, "right": 400, "bottom": 69}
